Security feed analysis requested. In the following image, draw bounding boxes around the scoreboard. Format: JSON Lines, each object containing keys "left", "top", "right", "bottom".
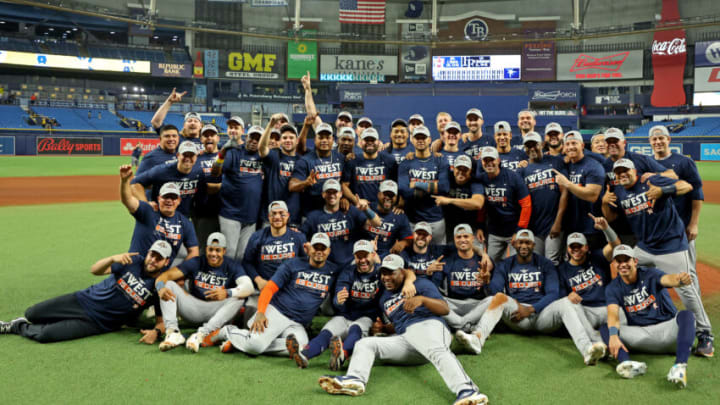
{"left": 432, "top": 55, "right": 521, "bottom": 81}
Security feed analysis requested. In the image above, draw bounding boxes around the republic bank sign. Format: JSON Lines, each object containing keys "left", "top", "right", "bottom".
{"left": 320, "top": 55, "right": 398, "bottom": 82}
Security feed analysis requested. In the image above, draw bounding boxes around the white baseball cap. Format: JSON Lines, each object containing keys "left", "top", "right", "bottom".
{"left": 277, "top": 113, "right": 290, "bottom": 122}
{"left": 178, "top": 141, "right": 198, "bottom": 155}
{"left": 453, "top": 224, "right": 473, "bottom": 236}
{"left": 310, "top": 232, "right": 332, "bottom": 248}
{"left": 380, "top": 254, "right": 404, "bottom": 271}
{"left": 207, "top": 232, "right": 227, "bottom": 248}
{"left": 360, "top": 127, "right": 379, "bottom": 140}
{"left": 649, "top": 125, "right": 670, "bottom": 138}
{"left": 481, "top": 146, "right": 500, "bottom": 160}
{"left": 522, "top": 132, "right": 543, "bottom": 145}
{"left": 280, "top": 124, "right": 298, "bottom": 136}
{"left": 337, "top": 111, "right": 353, "bottom": 121}
{"left": 353, "top": 239, "right": 375, "bottom": 254}
{"left": 338, "top": 127, "right": 356, "bottom": 140}
{"left": 149, "top": 240, "right": 172, "bottom": 259}
{"left": 316, "top": 123, "right": 334, "bottom": 136}
{"left": 545, "top": 122, "right": 563, "bottom": 135}
{"left": 412, "top": 126, "right": 431, "bottom": 138}
{"left": 444, "top": 121, "right": 461, "bottom": 133}
{"left": 566, "top": 232, "right": 588, "bottom": 246}
{"left": 379, "top": 180, "right": 398, "bottom": 195}
{"left": 357, "top": 117, "right": 373, "bottom": 127}
{"left": 564, "top": 131, "right": 584, "bottom": 143}
{"left": 453, "top": 155, "right": 473, "bottom": 170}
{"left": 408, "top": 114, "right": 424, "bottom": 124}
{"left": 227, "top": 116, "right": 245, "bottom": 127}
{"left": 184, "top": 112, "right": 201, "bottom": 122}
{"left": 322, "top": 179, "right": 341, "bottom": 193}
{"left": 466, "top": 108, "right": 483, "bottom": 119}
{"left": 413, "top": 221, "right": 433, "bottom": 235}
{"left": 613, "top": 158, "right": 635, "bottom": 171}
{"left": 604, "top": 127, "right": 625, "bottom": 141}
{"left": 201, "top": 124, "right": 218, "bottom": 135}
{"left": 268, "top": 200, "right": 289, "bottom": 213}
{"left": 494, "top": 121, "right": 512, "bottom": 134}
{"left": 515, "top": 229, "right": 535, "bottom": 241}
{"left": 247, "top": 125, "right": 263, "bottom": 137}
{"left": 612, "top": 244, "right": 635, "bottom": 260}
{"left": 159, "top": 182, "right": 180, "bottom": 197}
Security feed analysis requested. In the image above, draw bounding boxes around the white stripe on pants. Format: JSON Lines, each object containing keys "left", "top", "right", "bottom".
{"left": 159, "top": 281, "right": 245, "bottom": 335}
{"left": 219, "top": 215, "right": 256, "bottom": 261}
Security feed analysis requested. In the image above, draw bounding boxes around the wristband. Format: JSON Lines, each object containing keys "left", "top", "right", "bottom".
{"left": 602, "top": 225, "right": 618, "bottom": 243}
{"left": 156, "top": 281, "right": 166, "bottom": 290}
{"left": 364, "top": 208, "right": 377, "bottom": 220}
{"left": 415, "top": 182, "right": 429, "bottom": 192}
{"left": 227, "top": 289, "right": 233, "bottom": 297}
{"left": 609, "top": 326, "right": 619, "bottom": 336}
{"left": 660, "top": 185, "right": 677, "bottom": 195}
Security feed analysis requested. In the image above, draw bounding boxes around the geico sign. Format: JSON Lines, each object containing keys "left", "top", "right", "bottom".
{"left": 228, "top": 52, "right": 276, "bottom": 72}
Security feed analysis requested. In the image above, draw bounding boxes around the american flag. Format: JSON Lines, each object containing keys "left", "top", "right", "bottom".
{"left": 339, "top": 0, "right": 386, "bottom": 24}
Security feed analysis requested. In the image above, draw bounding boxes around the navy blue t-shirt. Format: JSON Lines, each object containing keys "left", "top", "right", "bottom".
{"left": 445, "top": 177, "right": 484, "bottom": 228}
{"left": 193, "top": 152, "right": 222, "bottom": 217}
{"left": 564, "top": 155, "right": 605, "bottom": 234}
{"left": 401, "top": 244, "right": 451, "bottom": 278}
{"left": 605, "top": 267, "right": 677, "bottom": 326}
{"left": 178, "top": 256, "right": 247, "bottom": 300}
{"left": 269, "top": 258, "right": 338, "bottom": 325}
{"left": 498, "top": 148, "right": 528, "bottom": 172}
{"left": 129, "top": 201, "right": 198, "bottom": 265}
{"left": 291, "top": 149, "right": 345, "bottom": 199}
{"left": 557, "top": 250, "right": 610, "bottom": 307}
{"left": 362, "top": 210, "right": 413, "bottom": 258}
{"left": 131, "top": 161, "right": 206, "bottom": 216}
{"left": 655, "top": 152, "right": 704, "bottom": 227}
{"left": 131, "top": 147, "right": 142, "bottom": 159}
{"left": 242, "top": 227, "right": 307, "bottom": 281}
{"left": 434, "top": 251, "right": 490, "bottom": 300}
{"left": 461, "top": 136, "right": 495, "bottom": 161}
{"left": 475, "top": 168, "right": 529, "bottom": 237}
{"left": 379, "top": 278, "right": 446, "bottom": 334}
{"left": 343, "top": 152, "right": 398, "bottom": 207}
{"left": 387, "top": 144, "right": 414, "bottom": 165}
{"left": 398, "top": 155, "right": 450, "bottom": 223}
{"left": 302, "top": 206, "right": 367, "bottom": 267}
{"left": 489, "top": 253, "right": 559, "bottom": 313}
{"left": 334, "top": 266, "right": 382, "bottom": 321}
{"left": 440, "top": 149, "right": 465, "bottom": 171}
{"left": 136, "top": 147, "right": 176, "bottom": 176}
{"left": 519, "top": 155, "right": 566, "bottom": 237}
{"left": 262, "top": 149, "right": 302, "bottom": 226}
{"left": 603, "top": 151, "right": 667, "bottom": 188}
{"left": 75, "top": 256, "right": 157, "bottom": 332}
{"left": 219, "top": 147, "right": 264, "bottom": 223}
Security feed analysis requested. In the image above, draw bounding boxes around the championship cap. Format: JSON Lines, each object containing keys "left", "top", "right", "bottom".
{"left": 649, "top": 125, "right": 670, "bottom": 138}
{"left": 612, "top": 244, "right": 635, "bottom": 260}
{"left": 453, "top": 224, "right": 473, "bottom": 236}
{"left": 337, "top": 111, "right": 353, "bottom": 121}
{"left": 338, "top": 127, "right": 356, "bottom": 140}
{"left": 178, "top": 141, "right": 198, "bottom": 155}
{"left": 444, "top": 121, "right": 461, "bottom": 133}
{"left": 270, "top": 129, "right": 281, "bottom": 139}
{"left": 566, "top": 232, "right": 588, "bottom": 246}
{"left": 413, "top": 221, "right": 433, "bottom": 235}
{"left": 494, "top": 121, "right": 512, "bottom": 134}
{"left": 322, "top": 179, "right": 341, "bottom": 193}
{"left": 277, "top": 113, "right": 290, "bottom": 122}
{"left": 604, "top": 127, "right": 625, "bottom": 142}
{"left": 360, "top": 127, "right": 379, "bottom": 140}
{"left": 268, "top": 200, "right": 289, "bottom": 213}
{"left": 184, "top": 112, "right": 201, "bottom": 122}
{"left": 545, "top": 122, "right": 563, "bottom": 135}
{"left": 357, "top": 117, "right": 373, "bottom": 127}
{"left": 613, "top": 158, "right": 635, "bottom": 171}
{"left": 517, "top": 109, "right": 536, "bottom": 118}
{"left": 408, "top": 113, "right": 425, "bottom": 124}
{"left": 159, "top": 182, "right": 180, "bottom": 197}
{"left": 522, "top": 132, "right": 543, "bottom": 145}
{"left": 316, "top": 122, "right": 334, "bottom": 136}
{"left": 201, "top": 124, "right": 218, "bottom": 135}
{"left": 564, "top": 131, "right": 584, "bottom": 143}
{"left": 353, "top": 239, "right": 375, "bottom": 254}
{"left": 515, "top": 229, "right": 535, "bottom": 241}
{"left": 247, "top": 125, "right": 264, "bottom": 137}
{"left": 310, "top": 232, "right": 331, "bottom": 248}
{"left": 454, "top": 154, "right": 473, "bottom": 170}
{"left": 227, "top": 116, "right": 245, "bottom": 127}
{"left": 380, "top": 254, "right": 404, "bottom": 271}
{"left": 280, "top": 124, "right": 298, "bottom": 136}
{"left": 207, "top": 232, "right": 227, "bottom": 248}
{"left": 481, "top": 146, "right": 500, "bottom": 160}
{"left": 149, "top": 240, "right": 172, "bottom": 259}
{"left": 391, "top": 118, "right": 408, "bottom": 128}
{"left": 379, "top": 180, "right": 398, "bottom": 195}
{"left": 412, "top": 125, "right": 431, "bottom": 138}
{"left": 466, "top": 108, "right": 483, "bottom": 119}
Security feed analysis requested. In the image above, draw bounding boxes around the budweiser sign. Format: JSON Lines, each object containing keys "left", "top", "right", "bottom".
{"left": 652, "top": 38, "right": 686, "bottom": 56}
{"left": 570, "top": 52, "right": 628, "bottom": 72}
{"left": 37, "top": 137, "right": 103, "bottom": 155}
{"left": 557, "top": 51, "right": 643, "bottom": 81}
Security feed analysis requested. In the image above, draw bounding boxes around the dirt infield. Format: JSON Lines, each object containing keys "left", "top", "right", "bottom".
{"left": 703, "top": 181, "right": 720, "bottom": 203}
{"left": 0, "top": 175, "right": 117, "bottom": 206}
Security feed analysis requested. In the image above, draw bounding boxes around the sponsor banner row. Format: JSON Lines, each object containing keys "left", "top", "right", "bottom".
{"left": 0, "top": 136, "right": 15, "bottom": 155}
{"left": 694, "top": 67, "right": 720, "bottom": 92}
{"left": 120, "top": 138, "right": 160, "bottom": 156}
{"left": 701, "top": 143, "right": 720, "bottom": 161}
{"left": 627, "top": 143, "right": 683, "bottom": 157}
{"left": 36, "top": 137, "right": 102, "bottom": 155}
{"left": 151, "top": 62, "right": 192, "bottom": 78}
{"left": 0, "top": 50, "right": 150, "bottom": 74}
{"left": 556, "top": 50, "right": 643, "bottom": 81}
{"left": 695, "top": 41, "right": 720, "bottom": 67}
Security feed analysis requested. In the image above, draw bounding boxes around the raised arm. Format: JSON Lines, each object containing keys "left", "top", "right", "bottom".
{"left": 119, "top": 165, "right": 140, "bottom": 213}
{"left": 151, "top": 88, "right": 185, "bottom": 130}
{"left": 301, "top": 72, "right": 322, "bottom": 130}
{"left": 90, "top": 252, "right": 139, "bottom": 275}
{"left": 259, "top": 114, "right": 282, "bottom": 158}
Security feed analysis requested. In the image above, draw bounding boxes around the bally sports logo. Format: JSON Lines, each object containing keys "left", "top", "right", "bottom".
{"left": 570, "top": 52, "right": 629, "bottom": 79}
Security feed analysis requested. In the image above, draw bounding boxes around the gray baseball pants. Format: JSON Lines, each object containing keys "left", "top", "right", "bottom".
{"left": 219, "top": 304, "right": 307, "bottom": 356}
{"left": 160, "top": 281, "right": 245, "bottom": 335}
{"left": 219, "top": 215, "right": 256, "bottom": 261}
{"left": 322, "top": 316, "right": 373, "bottom": 338}
{"left": 619, "top": 316, "right": 681, "bottom": 354}
{"left": 444, "top": 296, "right": 492, "bottom": 332}
{"left": 533, "top": 234, "right": 564, "bottom": 266}
{"left": 487, "top": 234, "right": 516, "bottom": 264}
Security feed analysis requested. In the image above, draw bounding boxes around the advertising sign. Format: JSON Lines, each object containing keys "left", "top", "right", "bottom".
{"left": 120, "top": 138, "right": 160, "bottom": 156}
{"left": 287, "top": 33, "right": 318, "bottom": 79}
{"left": 695, "top": 41, "right": 720, "bottom": 67}
{"left": 204, "top": 49, "right": 219, "bottom": 78}
{"left": 151, "top": 62, "right": 192, "bottom": 78}
{"left": 400, "top": 45, "right": 430, "bottom": 82}
{"left": 223, "top": 50, "right": 284, "bottom": 79}
{"left": 320, "top": 54, "right": 398, "bottom": 82}
{"left": 251, "top": 0, "right": 287, "bottom": 5}
{"left": 0, "top": 50, "right": 150, "bottom": 74}
{"left": 36, "top": 137, "right": 102, "bottom": 155}
{"left": 0, "top": 136, "right": 15, "bottom": 155}
{"left": 701, "top": 143, "right": 720, "bottom": 161}
{"left": 556, "top": 50, "right": 643, "bottom": 80}
{"left": 628, "top": 143, "right": 682, "bottom": 157}
{"left": 522, "top": 41, "right": 555, "bottom": 81}
{"left": 650, "top": 0, "right": 686, "bottom": 107}
{"left": 432, "top": 55, "right": 520, "bottom": 81}
{"left": 694, "top": 67, "right": 720, "bottom": 92}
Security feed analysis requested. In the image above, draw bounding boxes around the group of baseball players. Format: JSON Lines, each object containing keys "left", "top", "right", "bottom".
{"left": 1, "top": 73, "right": 714, "bottom": 404}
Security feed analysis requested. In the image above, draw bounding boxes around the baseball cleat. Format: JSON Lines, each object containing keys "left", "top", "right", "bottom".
{"left": 695, "top": 332, "right": 714, "bottom": 358}
{"left": 583, "top": 342, "right": 607, "bottom": 366}
{"left": 318, "top": 375, "right": 365, "bottom": 396}
{"left": 186, "top": 332, "right": 205, "bottom": 353}
{"left": 286, "top": 334, "right": 308, "bottom": 369}
{"left": 328, "top": 336, "right": 345, "bottom": 371}
{"left": 220, "top": 340, "right": 235, "bottom": 353}
{"left": 455, "top": 330, "right": 483, "bottom": 355}
{"left": 159, "top": 329, "right": 185, "bottom": 351}
{"left": 616, "top": 360, "right": 647, "bottom": 379}
{"left": 0, "top": 317, "right": 27, "bottom": 334}
{"left": 454, "top": 389, "right": 489, "bottom": 405}
{"left": 667, "top": 363, "right": 687, "bottom": 389}
{"left": 201, "top": 329, "right": 220, "bottom": 347}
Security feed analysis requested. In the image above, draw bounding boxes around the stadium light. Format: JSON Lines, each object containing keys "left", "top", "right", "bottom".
{"left": 133, "top": 86, "right": 138, "bottom": 92}
{"left": 72, "top": 28, "right": 78, "bottom": 31}
{"left": 122, "top": 86, "right": 127, "bottom": 91}
{"left": 110, "top": 31, "right": 115, "bottom": 35}
{"left": 140, "top": 88, "right": 145, "bottom": 93}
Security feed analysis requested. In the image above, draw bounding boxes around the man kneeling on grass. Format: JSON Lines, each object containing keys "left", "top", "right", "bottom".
{"left": 1, "top": 241, "right": 171, "bottom": 344}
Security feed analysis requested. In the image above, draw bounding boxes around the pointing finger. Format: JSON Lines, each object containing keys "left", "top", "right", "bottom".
{"left": 587, "top": 213, "right": 597, "bottom": 220}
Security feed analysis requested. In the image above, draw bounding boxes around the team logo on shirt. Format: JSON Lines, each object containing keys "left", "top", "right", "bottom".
{"left": 351, "top": 279, "right": 380, "bottom": 300}
{"left": 279, "top": 161, "right": 295, "bottom": 177}
{"left": 449, "top": 187, "right": 471, "bottom": 199}
{"left": 525, "top": 169, "right": 557, "bottom": 191}
{"left": 261, "top": 242, "right": 297, "bottom": 261}
{"left": 409, "top": 168, "right": 438, "bottom": 181}
{"left": 315, "top": 162, "right": 342, "bottom": 180}
{"left": 365, "top": 221, "right": 396, "bottom": 240}
{"left": 501, "top": 159, "right": 521, "bottom": 171}
{"left": 606, "top": 172, "right": 620, "bottom": 186}
{"left": 485, "top": 185, "right": 508, "bottom": 207}
{"left": 116, "top": 272, "right": 152, "bottom": 307}
{"left": 450, "top": 266, "right": 481, "bottom": 288}
{"left": 508, "top": 268, "right": 542, "bottom": 292}
{"left": 355, "top": 166, "right": 386, "bottom": 182}
{"left": 294, "top": 271, "right": 332, "bottom": 297}
{"left": 154, "top": 220, "right": 183, "bottom": 245}
{"left": 569, "top": 267, "right": 603, "bottom": 293}
{"left": 569, "top": 172, "right": 584, "bottom": 184}
{"left": 318, "top": 219, "right": 351, "bottom": 240}
{"left": 194, "top": 272, "right": 228, "bottom": 290}
{"left": 620, "top": 191, "right": 654, "bottom": 216}
{"left": 407, "top": 258, "right": 433, "bottom": 275}
{"left": 200, "top": 159, "right": 215, "bottom": 175}
{"left": 623, "top": 285, "right": 657, "bottom": 313}
{"left": 173, "top": 179, "right": 200, "bottom": 196}
{"left": 383, "top": 292, "right": 405, "bottom": 317}
{"left": 238, "top": 157, "right": 263, "bottom": 174}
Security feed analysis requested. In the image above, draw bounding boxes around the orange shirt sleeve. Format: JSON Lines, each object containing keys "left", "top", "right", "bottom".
{"left": 257, "top": 280, "right": 280, "bottom": 314}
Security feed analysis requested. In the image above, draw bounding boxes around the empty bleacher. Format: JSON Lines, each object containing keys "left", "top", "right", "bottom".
{"left": 0, "top": 105, "right": 35, "bottom": 129}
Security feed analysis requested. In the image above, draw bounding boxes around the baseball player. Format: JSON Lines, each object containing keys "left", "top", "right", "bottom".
{"left": 590, "top": 131, "right": 608, "bottom": 158}
{"left": 226, "top": 115, "right": 246, "bottom": 146}
{"left": 493, "top": 121, "right": 527, "bottom": 171}
{"left": 215, "top": 125, "right": 265, "bottom": 261}
{"left": 408, "top": 113, "right": 425, "bottom": 135}
{"left": 135, "top": 124, "right": 179, "bottom": 177}
{"left": 435, "top": 112, "right": 452, "bottom": 139}
{"left": 317, "top": 254, "right": 488, "bottom": 405}
{"left": 475, "top": 146, "right": 532, "bottom": 263}
{"left": 342, "top": 127, "right": 398, "bottom": 208}
{"left": 518, "top": 132, "right": 568, "bottom": 264}
{"left": 193, "top": 124, "right": 223, "bottom": 252}
{"left": 386, "top": 118, "right": 413, "bottom": 164}
{"left": 439, "top": 121, "right": 466, "bottom": 170}
{"left": 286, "top": 240, "right": 416, "bottom": 370}
{"left": 302, "top": 179, "right": 382, "bottom": 267}
{"left": 356, "top": 116, "right": 373, "bottom": 137}
{"left": 398, "top": 125, "right": 450, "bottom": 243}
{"left": 461, "top": 108, "right": 493, "bottom": 161}
{"left": 602, "top": 158, "right": 713, "bottom": 356}
{"left": 514, "top": 109, "right": 537, "bottom": 150}
{"left": 212, "top": 233, "right": 337, "bottom": 357}
{"left": 455, "top": 230, "right": 607, "bottom": 366}
{"left": 151, "top": 88, "right": 202, "bottom": 145}
{"left": 600, "top": 245, "right": 697, "bottom": 388}
{"left": 543, "top": 122, "right": 564, "bottom": 157}
{"left": 362, "top": 180, "right": 413, "bottom": 258}
{"left": 131, "top": 142, "right": 142, "bottom": 169}
{"left": 120, "top": 166, "right": 199, "bottom": 266}
{"left": 0, "top": 240, "right": 171, "bottom": 344}
{"left": 401, "top": 222, "right": 450, "bottom": 278}
{"left": 649, "top": 125, "right": 704, "bottom": 291}
{"left": 337, "top": 126, "right": 361, "bottom": 158}
{"left": 152, "top": 232, "right": 253, "bottom": 352}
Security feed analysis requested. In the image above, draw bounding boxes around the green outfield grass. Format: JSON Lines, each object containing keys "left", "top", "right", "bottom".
{"left": 696, "top": 161, "right": 720, "bottom": 182}
{"left": 0, "top": 156, "right": 129, "bottom": 177}
{"left": 0, "top": 202, "right": 718, "bottom": 404}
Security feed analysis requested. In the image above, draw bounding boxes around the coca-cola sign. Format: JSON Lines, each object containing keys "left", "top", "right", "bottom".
{"left": 557, "top": 50, "right": 643, "bottom": 80}
{"left": 37, "top": 137, "right": 102, "bottom": 155}
{"left": 650, "top": 0, "right": 686, "bottom": 107}
{"left": 652, "top": 38, "right": 686, "bottom": 56}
